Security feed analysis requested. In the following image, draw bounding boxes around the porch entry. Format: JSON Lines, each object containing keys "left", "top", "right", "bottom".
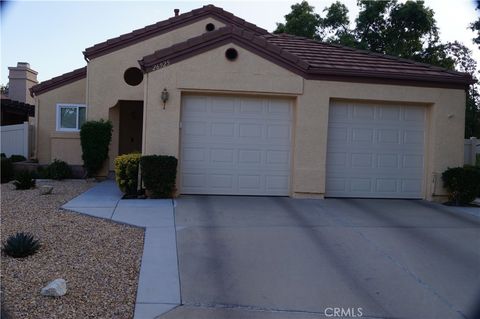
{"left": 119, "top": 100, "right": 143, "bottom": 155}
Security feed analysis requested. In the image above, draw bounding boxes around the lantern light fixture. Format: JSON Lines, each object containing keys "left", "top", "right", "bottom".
{"left": 161, "top": 88, "right": 169, "bottom": 109}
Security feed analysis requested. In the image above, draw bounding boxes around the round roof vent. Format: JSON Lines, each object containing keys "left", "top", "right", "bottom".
{"left": 225, "top": 48, "right": 238, "bottom": 61}
{"left": 205, "top": 23, "right": 215, "bottom": 32}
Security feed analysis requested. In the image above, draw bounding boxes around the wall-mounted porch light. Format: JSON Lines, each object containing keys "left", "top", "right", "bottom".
{"left": 161, "top": 88, "right": 169, "bottom": 109}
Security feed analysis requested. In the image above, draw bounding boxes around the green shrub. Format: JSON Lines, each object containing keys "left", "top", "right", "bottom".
{"left": 9, "top": 154, "right": 26, "bottom": 162}
{"left": 13, "top": 170, "right": 36, "bottom": 190}
{"left": 80, "top": 120, "right": 113, "bottom": 176}
{"left": 476, "top": 153, "right": 480, "bottom": 168}
{"left": 0, "top": 153, "right": 6, "bottom": 158}
{"left": 2, "top": 232, "right": 40, "bottom": 258}
{"left": 36, "top": 166, "right": 49, "bottom": 179}
{"left": 140, "top": 155, "right": 178, "bottom": 198}
{"left": 45, "top": 159, "right": 71, "bottom": 180}
{"left": 1, "top": 157, "right": 13, "bottom": 183}
{"left": 442, "top": 166, "right": 480, "bottom": 205}
{"left": 115, "top": 153, "right": 141, "bottom": 195}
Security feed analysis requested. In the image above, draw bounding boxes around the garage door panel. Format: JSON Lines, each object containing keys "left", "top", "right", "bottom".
{"left": 326, "top": 101, "right": 425, "bottom": 198}
{"left": 181, "top": 95, "right": 292, "bottom": 195}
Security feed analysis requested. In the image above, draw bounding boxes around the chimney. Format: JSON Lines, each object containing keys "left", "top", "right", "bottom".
{"left": 174, "top": 8, "right": 180, "bottom": 16}
{"left": 8, "top": 62, "right": 38, "bottom": 105}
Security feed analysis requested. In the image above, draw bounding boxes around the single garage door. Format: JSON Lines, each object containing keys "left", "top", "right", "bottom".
{"left": 326, "top": 101, "right": 426, "bottom": 198}
{"left": 180, "top": 95, "right": 292, "bottom": 195}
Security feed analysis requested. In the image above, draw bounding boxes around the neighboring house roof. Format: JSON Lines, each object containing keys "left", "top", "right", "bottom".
{"left": 30, "top": 67, "right": 86, "bottom": 97}
{"left": 0, "top": 96, "right": 35, "bottom": 117}
{"left": 140, "top": 26, "right": 474, "bottom": 89}
{"left": 83, "top": 5, "right": 268, "bottom": 60}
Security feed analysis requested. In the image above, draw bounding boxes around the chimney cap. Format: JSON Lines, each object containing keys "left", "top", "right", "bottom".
{"left": 174, "top": 8, "right": 180, "bottom": 16}
{"left": 17, "top": 62, "right": 31, "bottom": 69}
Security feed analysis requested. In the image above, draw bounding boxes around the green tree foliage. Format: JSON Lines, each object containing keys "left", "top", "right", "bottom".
{"left": 355, "top": 0, "right": 394, "bottom": 52}
{"left": 318, "top": 1, "right": 351, "bottom": 42}
{"left": 274, "top": 1, "right": 320, "bottom": 39}
{"left": 471, "top": 0, "right": 480, "bottom": 49}
{"left": 0, "top": 83, "right": 9, "bottom": 95}
{"left": 384, "top": 1, "right": 438, "bottom": 59}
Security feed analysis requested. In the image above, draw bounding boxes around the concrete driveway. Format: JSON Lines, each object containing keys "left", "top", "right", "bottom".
{"left": 164, "top": 197, "right": 480, "bottom": 319}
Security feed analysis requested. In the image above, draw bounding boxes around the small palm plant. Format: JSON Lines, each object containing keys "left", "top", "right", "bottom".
{"left": 2, "top": 232, "right": 40, "bottom": 258}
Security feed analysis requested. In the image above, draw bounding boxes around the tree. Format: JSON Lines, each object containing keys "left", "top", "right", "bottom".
{"left": 355, "top": 0, "right": 395, "bottom": 52}
{"left": 0, "top": 83, "right": 8, "bottom": 95}
{"left": 384, "top": 1, "right": 439, "bottom": 59}
{"left": 274, "top": 1, "right": 321, "bottom": 39}
{"left": 318, "top": 1, "right": 351, "bottom": 42}
{"left": 470, "top": 0, "right": 480, "bottom": 49}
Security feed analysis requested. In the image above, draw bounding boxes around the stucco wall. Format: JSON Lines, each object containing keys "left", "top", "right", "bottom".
{"left": 144, "top": 42, "right": 466, "bottom": 200}
{"left": 35, "top": 78, "right": 86, "bottom": 165}
{"left": 86, "top": 17, "right": 226, "bottom": 121}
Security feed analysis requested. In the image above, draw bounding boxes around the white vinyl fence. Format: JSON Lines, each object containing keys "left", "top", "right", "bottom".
{"left": 1, "top": 122, "right": 31, "bottom": 158}
{"left": 464, "top": 137, "right": 480, "bottom": 165}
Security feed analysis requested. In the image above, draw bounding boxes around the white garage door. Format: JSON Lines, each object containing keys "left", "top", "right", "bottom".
{"left": 180, "top": 95, "right": 292, "bottom": 195}
{"left": 326, "top": 101, "right": 425, "bottom": 198}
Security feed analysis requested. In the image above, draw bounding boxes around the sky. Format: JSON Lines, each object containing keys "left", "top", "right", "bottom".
{"left": 1, "top": 0, "right": 479, "bottom": 84}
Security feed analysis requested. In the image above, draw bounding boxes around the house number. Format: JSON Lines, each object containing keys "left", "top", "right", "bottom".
{"left": 152, "top": 60, "right": 170, "bottom": 71}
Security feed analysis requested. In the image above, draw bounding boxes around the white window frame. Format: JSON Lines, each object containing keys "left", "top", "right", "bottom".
{"left": 56, "top": 104, "right": 87, "bottom": 132}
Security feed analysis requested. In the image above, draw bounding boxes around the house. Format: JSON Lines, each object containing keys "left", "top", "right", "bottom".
{"left": 30, "top": 5, "right": 474, "bottom": 200}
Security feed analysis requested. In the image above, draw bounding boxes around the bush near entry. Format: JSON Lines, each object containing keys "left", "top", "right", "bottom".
{"left": 140, "top": 155, "right": 178, "bottom": 198}
{"left": 115, "top": 153, "right": 141, "bottom": 195}
{"left": 442, "top": 166, "right": 480, "bottom": 205}
{"left": 80, "top": 120, "right": 112, "bottom": 176}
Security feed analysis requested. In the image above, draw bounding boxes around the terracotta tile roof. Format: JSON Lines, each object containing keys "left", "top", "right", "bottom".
{"left": 264, "top": 34, "right": 473, "bottom": 84}
{"left": 30, "top": 67, "right": 86, "bottom": 97}
{"left": 83, "top": 5, "right": 268, "bottom": 59}
{"left": 140, "top": 26, "right": 474, "bottom": 89}
{"left": 139, "top": 26, "right": 310, "bottom": 72}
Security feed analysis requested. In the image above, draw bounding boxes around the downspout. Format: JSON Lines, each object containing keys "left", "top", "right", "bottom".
{"left": 33, "top": 94, "right": 39, "bottom": 161}
{"left": 84, "top": 55, "right": 90, "bottom": 118}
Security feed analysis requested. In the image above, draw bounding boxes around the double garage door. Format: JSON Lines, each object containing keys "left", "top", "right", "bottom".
{"left": 180, "top": 96, "right": 425, "bottom": 199}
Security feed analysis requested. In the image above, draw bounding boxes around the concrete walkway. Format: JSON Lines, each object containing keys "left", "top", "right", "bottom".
{"left": 62, "top": 180, "right": 180, "bottom": 318}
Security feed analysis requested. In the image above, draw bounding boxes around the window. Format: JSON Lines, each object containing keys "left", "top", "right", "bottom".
{"left": 56, "top": 104, "right": 86, "bottom": 131}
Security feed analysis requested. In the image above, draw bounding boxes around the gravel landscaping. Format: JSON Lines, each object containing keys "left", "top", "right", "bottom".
{"left": 1, "top": 180, "right": 144, "bottom": 319}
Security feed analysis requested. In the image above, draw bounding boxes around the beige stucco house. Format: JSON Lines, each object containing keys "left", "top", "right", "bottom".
{"left": 30, "top": 5, "right": 474, "bottom": 200}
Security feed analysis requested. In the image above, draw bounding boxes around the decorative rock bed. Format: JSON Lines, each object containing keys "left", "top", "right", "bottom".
{"left": 1, "top": 180, "right": 144, "bottom": 318}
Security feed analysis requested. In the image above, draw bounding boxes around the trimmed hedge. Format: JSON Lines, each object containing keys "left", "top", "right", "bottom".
{"left": 1, "top": 157, "right": 14, "bottom": 183}
{"left": 115, "top": 153, "right": 141, "bottom": 195}
{"left": 140, "top": 155, "right": 178, "bottom": 198}
{"left": 442, "top": 166, "right": 480, "bottom": 205}
{"left": 80, "top": 120, "right": 112, "bottom": 176}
